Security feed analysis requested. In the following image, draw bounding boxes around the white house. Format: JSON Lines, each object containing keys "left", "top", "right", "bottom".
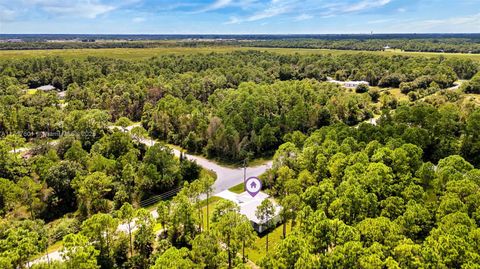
{"left": 36, "top": 85, "right": 56, "bottom": 91}
{"left": 36, "top": 85, "right": 67, "bottom": 99}
{"left": 216, "top": 190, "right": 282, "bottom": 233}
{"left": 343, "top": 81, "right": 370, "bottom": 89}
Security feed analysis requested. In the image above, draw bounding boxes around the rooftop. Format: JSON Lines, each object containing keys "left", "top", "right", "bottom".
{"left": 215, "top": 190, "right": 282, "bottom": 224}
{"left": 37, "top": 85, "right": 56, "bottom": 91}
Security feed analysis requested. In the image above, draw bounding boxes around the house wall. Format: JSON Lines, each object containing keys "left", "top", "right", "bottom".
{"left": 252, "top": 214, "right": 282, "bottom": 233}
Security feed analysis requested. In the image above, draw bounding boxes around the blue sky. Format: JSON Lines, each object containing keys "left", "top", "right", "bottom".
{"left": 1, "top": 0, "right": 479, "bottom": 34}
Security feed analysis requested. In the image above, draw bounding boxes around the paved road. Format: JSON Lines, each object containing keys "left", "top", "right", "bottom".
{"left": 447, "top": 81, "right": 463, "bottom": 91}
{"left": 140, "top": 136, "right": 272, "bottom": 194}
{"left": 30, "top": 125, "right": 272, "bottom": 266}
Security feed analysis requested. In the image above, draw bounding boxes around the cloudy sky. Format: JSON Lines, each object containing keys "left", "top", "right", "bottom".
{"left": 1, "top": 0, "right": 479, "bottom": 34}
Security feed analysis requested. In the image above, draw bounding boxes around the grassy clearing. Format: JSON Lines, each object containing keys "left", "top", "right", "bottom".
{"left": 229, "top": 182, "right": 245, "bottom": 194}
{"left": 213, "top": 156, "right": 273, "bottom": 169}
{"left": 2, "top": 46, "right": 480, "bottom": 61}
{"left": 387, "top": 88, "right": 409, "bottom": 102}
{"left": 245, "top": 222, "right": 292, "bottom": 264}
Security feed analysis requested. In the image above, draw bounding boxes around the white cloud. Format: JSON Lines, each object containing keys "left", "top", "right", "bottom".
{"left": 224, "top": 0, "right": 394, "bottom": 24}
{"left": 247, "top": 5, "right": 290, "bottom": 21}
{"left": 412, "top": 13, "right": 480, "bottom": 29}
{"left": 367, "top": 18, "right": 392, "bottom": 24}
{"left": 317, "top": 0, "right": 392, "bottom": 17}
{"left": 196, "top": 0, "right": 260, "bottom": 13}
{"left": 0, "top": 6, "right": 16, "bottom": 22}
{"left": 132, "top": 17, "right": 146, "bottom": 23}
{"left": 9, "top": 0, "right": 139, "bottom": 19}
{"left": 344, "top": 0, "right": 391, "bottom": 13}
{"left": 295, "top": 14, "right": 313, "bottom": 21}
{"left": 200, "top": 0, "right": 233, "bottom": 12}
{"left": 42, "top": 2, "right": 116, "bottom": 19}
{"left": 379, "top": 13, "right": 480, "bottom": 33}
{"left": 225, "top": 0, "right": 295, "bottom": 23}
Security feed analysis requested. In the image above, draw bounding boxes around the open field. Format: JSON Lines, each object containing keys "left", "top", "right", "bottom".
{"left": 1, "top": 46, "right": 480, "bottom": 61}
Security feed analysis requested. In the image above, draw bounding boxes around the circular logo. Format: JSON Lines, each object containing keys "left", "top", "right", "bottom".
{"left": 245, "top": 177, "right": 262, "bottom": 197}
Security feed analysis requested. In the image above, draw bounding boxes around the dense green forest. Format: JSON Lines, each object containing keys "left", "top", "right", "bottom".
{"left": 1, "top": 52, "right": 477, "bottom": 160}
{"left": 260, "top": 122, "right": 480, "bottom": 268}
{"left": 2, "top": 37, "right": 480, "bottom": 54}
{"left": 1, "top": 48, "right": 480, "bottom": 268}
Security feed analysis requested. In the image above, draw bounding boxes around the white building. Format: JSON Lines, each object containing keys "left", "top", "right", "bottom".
{"left": 216, "top": 190, "right": 282, "bottom": 233}
{"left": 36, "top": 85, "right": 56, "bottom": 91}
{"left": 343, "top": 81, "right": 370, "bottom": 89}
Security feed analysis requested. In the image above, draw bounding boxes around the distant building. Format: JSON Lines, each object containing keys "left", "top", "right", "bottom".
{"left": 343, "top": 81, "right": 370, "bottom": 89}
{"left": 216, "top": 190, "right": 282, "bottom": 233}
{"left": 383, "top": 45, "right": 391, "bottom": 50}
{"left": 36, "top": 85, "right": 66, "bottom": 99}
{"left": 37, "top": 85, "right": 56, "bottom": 91}
{"left": 57, "top": 91, "right": 67, "bottom": 99}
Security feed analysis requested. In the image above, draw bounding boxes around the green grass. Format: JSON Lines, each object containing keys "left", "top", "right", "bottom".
{"left": 245, "top": 222, "right": 292, "bottom": 264}
{"left": 26, "top": 89, "right": 38, "bottom": 94}
{"left": 1, "top": 46, "right": 480, "bottom": 61}
{"left": 387, "top": 88, "right": 409, "bottom": 102}
{"left": 31, "top": 240, "right": 63, "bottom": 260}
{"left": 153, "top": 222, "right": 163, "bottom": 233}
{"left": 201, "top": 196, "right": 224, "bottom": 229}
{"left": 229, "top": 182, "right": 245, "bottom": 194}
{"left": 212, "top": 156, "right": 273, "bottom": 169}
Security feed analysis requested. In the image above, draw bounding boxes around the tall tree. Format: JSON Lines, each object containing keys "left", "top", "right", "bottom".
{"left": 4, "top": 134, "right": 25, "bottom": 154}
{"left": 116, "top": 203, "right": 135, "bottom": 257}
{"left": 17, "top": 177, "right": 42, "bottom": 219}
{"left": 72, "top": 172, "right": 113, "bottom": 217}
{"left": 200, "top": 175, "right": 215, "bottom": 231}
{"left": 81, "top": 213, "right": 118, "bottom": 268}
{"left": 191, "top": 232, "right": 223, "bottom": 268}
{"left": 156, "top": 200, "right": 170, "bottom": 234}
{"left": 152, "top": 247, "right": 197, "bottom": 269}
{"left": 212, "top": 204, "right": 242, "bottom": 268}
{"left": 256, "top": 199, "right": 276, "bottom": 253}
{"left": 236, "top": 215, "right": 258, "bottom": 264}
{"left": 133, "top": 208, "right": 155, "bottom": 269}
{"left": 61, "top": 233, "right": 99, "bottom": 269}
{"left": 280, "top": 193, "right": 301, "bottom": 238}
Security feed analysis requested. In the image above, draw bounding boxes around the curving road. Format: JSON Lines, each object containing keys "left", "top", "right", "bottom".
{"left": 30, "top": 125, "right": 272, "bottom": 266}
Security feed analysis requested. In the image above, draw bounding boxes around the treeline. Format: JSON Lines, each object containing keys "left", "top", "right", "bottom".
{"left": 258, "top": 110, "right": 480, "bottom": 268}
{"left": 2, "top": 37, "right": 480, "bottom": 54}
{"left": 0, "top": 41, "right": 207, "bottom": 50}
{"left": 239, "top": 38, "right": 480, "bottom": 54}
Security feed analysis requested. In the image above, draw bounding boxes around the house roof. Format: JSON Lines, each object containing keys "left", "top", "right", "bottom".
{"left": 216, "top": 190, "right": 282, "bottom": 224}
{"left": 345, "top": 81, "right": 369, "bottom": 84}
{"left": 37, "top": 85, "right": 56, "bottom": 91}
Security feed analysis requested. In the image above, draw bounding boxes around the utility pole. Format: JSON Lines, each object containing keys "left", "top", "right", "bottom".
{"left": 243, "top": 158, "right": 247, "bottom": 189}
